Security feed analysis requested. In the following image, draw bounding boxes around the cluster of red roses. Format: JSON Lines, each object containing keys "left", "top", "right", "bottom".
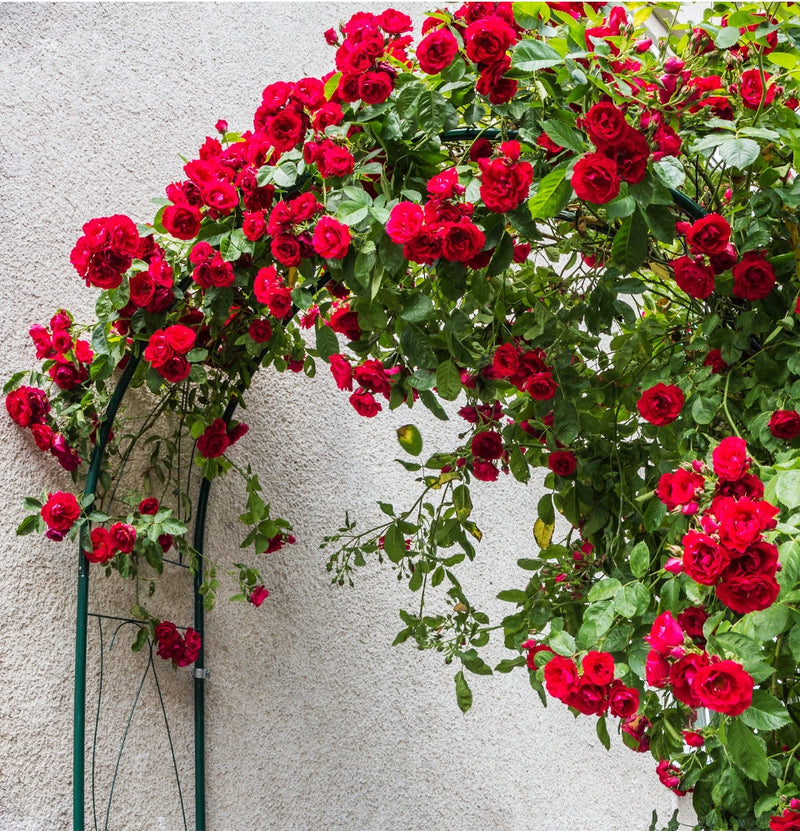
{"left": 671, "top": 212, "right": 776, "bottom": 302}
{"left": 120, "top": 236, "right": 176, "bottom": 318}
{"left": 645, "top": 609, "right": 754, "bottom": 718}
{"left": 533, "top": 645, "right": 641, "bottom": 723}
{"left": 5, "top": 383, "right": 81, "bottom": 472}
{"left": 196, "top": 418, "right": 248, "bottom": 459}
{"left": 87, "top": 522, "right": 136, "bottom": 565}
{"left": 416, "top": 3, "right": 522, "bottom": 104}
{"left": 154, "top": 620, "right": 201, "bottom": 668}
{"left": 70, "top": 214, "right": 140, "bottom": 290}
{"left": 29, "top": 310, "right": 92, "bottom": 390}
{"left": 143, "top": 324, "right": 197, "bottom": 384}
{"left": 486, "top": 342, "right": 558, "bottom": 401}
{"left": 328, "top": 354, "right": 399, "bottom": 419}
{"left": 658, "top": 437, "right": 780, "bottom": 615}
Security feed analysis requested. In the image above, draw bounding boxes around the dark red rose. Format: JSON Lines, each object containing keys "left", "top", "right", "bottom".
{"left": 177, "top": 628, "right": 201, "bottom": 666}
{"left": 677, "top": 606, "right": 708, "bottom": 643}
{"left": 636, "top": 383, "right": 684, "bottom": 426}
{"left": 248, "top": 319, "right": 273, "bottom": 344}
{"left": 267, "top": 109, "right": 306, "bottom": 151}
{"left": 329, "top": 307, "right": 362, "bottom": 341}
{"left": 582, "top": 102, "right": 629, "bottom": 150}
{"left": 41, "top": 491, "right": 81, "bottom": 534}
{"left": 683, "top": 213, "right": 731, "bottom": 255}
{"left": 565, "top": 676, "right": 609, "bottom": 716}
{"left": 716, "top": 571, "right": 779, "bottom": 614}
{"left": 48, "top": 358, "right": 87, "bottom": 391}
{"left": 201, "top": 181, "right": 238, "bottom": 214}
{"left": 50, "top": 434, "right": 81, "bottom": 471}
{"left": 548, "top": 450, "right": 577, "bottom": 477}
{"left": 85, "top": 527, "right": 115, "bottom": 564}
{"left": 353, "top": 359, "right": 393, "bottom": 397}
{"left": 471, "top": 430, "right": 504, "bottom": 460}
{"left": 162, "top": 204, "right": 202, "bottom": 241}
{"left": 672, "top": 256, "right": 715, "bottom": 299}
{"left": 732, "top": 252, "right": 775, "bottom": 300}
{"left": 31, "top": 423, "right": 54, "bottom": 451}
{"left": 571, "top": 153, "right": 620, "bottom": 204}
{"left": 492, "top": 343, "right": 519, "bottom": 378}
{"left": 472, "top": 460, "right": 499, "bottom": 481}
{"left": 693, "top": 658, "right": 753, "bottom": 716}
{"left": 682, "top": 531, "right": 730, "bottom": 585}
{"left": 242, "top": 211, "right": 266, "bottom": 241}
{"left": 464, "top": 15, "right": 515, "bottom": 64}
{"left": 476, "top": 57, "right": 518, "bottom": 105}
{"left": 770, "top": 409, "right": 800, "bottom": 440}
{"left": 249, "top": 585, "right": 270, "bottom": 607}
{"left": 403, "top": 227, "right": 442, "bottom": 265}
{"left": 715, "top": 496, "right": 778, "bottom": 552}
{"left": 612, "top": 128, "right": 650, "bottom": 184}
{"left": 358, "top": 71, "right": 394, "bottom": 104}
{"left": 271, "top": 234, "right": 302, "bottom": 267}
{"left": 704, "top": 349, "right": 729, "bottom": 374}
{"left": 109, "top": 522, "right": 136, "bottom": 554}
{"left": 608, "top": 681, "right": 640, "bottom": 719}
{"left": 523, "top": 371, "right": 558, "bottom": 400}
{"left": 158, "top": 356, "right": 191, "bottom": 384}
{"left": 197, "top": 419, "right": 231, "bottom": 458}
{"left": 6, "top": 386, "right": 50, "bottom": 427}
{"left": 349, "top": 389, "right": 382, "bottom": 417}
{"left": 416, "top": 28, "right": 459, "bottom": 74}
{"left": 440, "top": 221, "right": 485, "bottom": 263}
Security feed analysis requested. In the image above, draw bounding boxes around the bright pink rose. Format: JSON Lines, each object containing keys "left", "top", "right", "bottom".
{"left": 645, "top": 611, "right": 684, "bottom": 656}
{"left": 712, "top": 436, "right": 750, "bottom": 481}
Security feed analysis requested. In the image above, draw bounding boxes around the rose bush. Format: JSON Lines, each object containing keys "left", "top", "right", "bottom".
{"left": 8, "top": 2, "right": 800, "bottom": 827}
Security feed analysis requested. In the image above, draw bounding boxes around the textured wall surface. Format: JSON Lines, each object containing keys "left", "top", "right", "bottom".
{"left": 0, "top": 4, "right": 688, "bottom": 830}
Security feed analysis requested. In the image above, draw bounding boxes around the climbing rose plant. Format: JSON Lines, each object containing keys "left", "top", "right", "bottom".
{"left": 7, "top": 2, "right": 800, "bottom": 827}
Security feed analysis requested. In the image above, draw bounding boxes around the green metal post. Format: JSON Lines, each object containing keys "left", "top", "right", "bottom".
{"left": 73, "top": 354, "right": 140, "bottom": 831}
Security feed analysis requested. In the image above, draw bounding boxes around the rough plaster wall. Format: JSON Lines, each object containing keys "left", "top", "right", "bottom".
{"left": 0, "top": 4, "right": 689, "bottom": 829}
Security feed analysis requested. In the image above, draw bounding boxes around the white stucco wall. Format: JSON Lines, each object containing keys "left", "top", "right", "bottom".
{"left": 0, "top": 4, "right": 688, "bottom": 829}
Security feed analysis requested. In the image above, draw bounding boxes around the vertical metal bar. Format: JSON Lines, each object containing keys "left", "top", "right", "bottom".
{"left": 73, "top": 354, "right": 140, "bottom": 831}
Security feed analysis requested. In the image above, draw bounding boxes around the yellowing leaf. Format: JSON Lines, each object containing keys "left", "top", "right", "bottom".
{"left": 534, "top": 518, "right": 554, "bottom": 549}
{"left": 397, "top": 424, "right": 423, "bottom": 456}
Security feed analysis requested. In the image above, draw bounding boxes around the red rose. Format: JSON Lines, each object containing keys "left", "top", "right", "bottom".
{"left": 739, "top": 67, "right": 776, "bottom": 110}
{"left": 353, "top": 359, "right": 393, "bottom": 397}
{"left": 242, "top": 211, "right": 266, "bottom": 241}
{"left": 732, "top": 253, "right": 775, "bottom": 300}
{"left": 386, "top": 202, "right": 424, "bottom": 244}
{"left": 86, "top": 527, "right": 116, "bottom": 564}
{"left": 716, "top": 571, "right": 780, "bottom": 614}
{"left": 249, "top": 586, "right": 270, "bottom": 607}
{"left": 267, "top": 109, "right": 306, "bottom": 151}
{"left": 715, "top": 496, "right": 777, "bottom": 552}
{"left": 472, "top": 460, "right": 499, "bottom": 482}
{"left": 712, "top": 436, "right": 750, "bottom": 481}
{"left": 645, "top": 611, "right": 684, "bottom": 656}
{"left": 248, "top": 319, "right": 273, "bottom": 344}
{"left": 329, "top": 307, "right": 362, "bottom": 341}
{"left": 608, "top": 681, "right": 640, "bottom": 719}
{"left": 41, "top": 491, "right": 81, "bottom": 534}
{"left": 677, "top": 606, "right": 709, "bottom": 643}
{"left": 645, "top": 649, "right": 670, "bottom": 688}
{"left": 50, "top": 434, "right": 81, "bottom": 471}
{"left": 31, "top": 423, "right": 54, "bottom": 451}
{"left": 683, "top": 213, "right": 731, "bottom": 255}
{"left": 109, "top": 522, "right": 136, "bottom": 554}
{"left": 6, "top": 386, "right": 50, "bottom": 427}
{"left": 693, "top": 658, "right": 753, "bottom": 716}
{"left": 492, "top": 343, "right": 519, "bottom": 378}
{"left": 478, "top": 156, "right": 534, "bottom": 213}
{"left": 770, "top": 809, "right": 800, "bottom": 831}
{"left": 581, "top": 651, "right": 615, "bottom": 685}
{"left": 682, "top": 531, "right": 730, "bottom": 585}
{"left": 543, "top": 655, "right": 578, "bottom": 700}
{"left": 612, "top": 129, "right": 650, "bottom": 185}
{"left": 704, "top": 349, "right": 729, "bottom": 374}
{"left": 178, "top": 628, "right": 201, "bottom": 667}
{"left": 318, "top": 145, "right": 355, "bottom": 179}
{"left": 671, "top": 256, "right": 715, "bottom": 299}
{"left": 158, "top": 356, "right": 191, "bottom": 384}
{"left": 162, "top": 204, "right": 202, "bottom": 240}
{"left": 522, "top": 371, "right": 557, "bottom": 400}
{"left": 358, "top": 71, "right": 394, "bottom": 104}
{"left": 471, "top": 430, "right": 504, "bottom": 460}
{"left": 403, "top": 227, "right": 442, "bottom": 265}
{"left": 313, "top": 216, "right": 351, "bottom": 260}
{"left": 197, "top": 419, "right": 231, "bottom": 458}
{"left": 416, "top": 28, "right": 459, "bottom": 74}
{"left": 770, "top": 409, "right": 800, "bottom": 440}
{"left": 464, "top": 16, "right": 515, "bottom": 64}
{"left": 164, "top": 324, "right": 196, "bottom": 356}
{"left": 271, "top": 234, "right": 302, "bottom": 267}
{"left": 636, "top": 383, "right": 684, "bottom": 426}
{"left": 155, "top": 621, "right": 185, "bottom": 664}
{"left": 548, "top": 450, "right": 576, "bottom": 477}
{"left": 349, "top": 389, "right": 382, "bottom": 417}
{"left": 571, "top": 153, "right": 620, "bottom": 204}
{"left": 440, "top": 221, "right": 486, "bottom": 263}
{"left": 48, "top": 358, "right": 87, "bottom": 391}
{"left": 656, "top": 468, "right": 705, "bottom": 512}
{"left": 582, "top": 102, "right": 630, "bottom": 150}
{"left": 201, "top": 181, "right": 238, "bottom": 214}
{"left": 329, "top": 354, "right": 353, "bottom": 391}
{"left": 566, "top": 676, "right": 609, "bottom": 716}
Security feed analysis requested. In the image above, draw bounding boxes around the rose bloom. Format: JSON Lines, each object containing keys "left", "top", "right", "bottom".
{"left": 109, "top": 522, "right": 136, "bottom": 554}
{"left": 440, "top": 221, "right": 485, "bottom": 263}
{"left": 248, "top": 319, "right": 273, "bottom": 344}
{"left": 155, "top": 621, "right": 184, "bottom": 663}
{"left": 349, "top": 389, "right": 382, "bottom": 417}
{"left": 671, "top": 256, "right": 715, "bottom": 299}
{"left": 162, "top": 203, "right": 202, "bottom": 240}
{"left": 313, "top": 216, "right": 351, "bottom": 260}
{"left": 693, "top": 658, "right": 753, "bottom": 716}
{"left": 645, "top": 649, "right": 670, "bottom": 688}
{"left": 85, "top": 527, "right": 116, "bottom": 564}
{"left": 464, "top": 15, "right": 515, "bottom": 64}
{"left": 656, "top": 468, "right": 705, "bottom": 512}
{"left": 712, "top": 436, "right": 750, "bottom": 481}
{"left": 677, "top": 605, "right": 709, "bottom": 643}
{"left": 581, "top": 651, "right": 615, "bottom": 685}
{"left": 548, "top": 450, "right": 576, "bottom": 477}
{"left": 683, "top": 213, "right": 732, "bottom": 255}
{"left": 249, "top": 585, "right": 270, "bottom": 607}
{"left": 682, "top": 531, "right": 730, "bottom": 585}
{"left": 164, "top": 324, "right": 196, "bottom": 355}
{"left": 566, "top": 676, "right": 609, "bottom": 716}
{"left": 609, "top": 680, "right": 640, "bottom": 720}
{"left": 492, "top": 343, "right": 519, "bottom": 378}
{"left": 178, "top": 628, "right": 202, "bottom": 666}
{"left": 739, "top": 67, "right": 777, "bottom": 110}
{"left": 716, "top": 570, "right": 780, "bottom": 614}
{"left": 571, "top": 153, "right": 620, "bottom": 204}
{"left": 770, "top": 409, "right": 800, "bottom": 440}
{"left": 543, "top": 655, "right": 578, "bottom": 700}
{"left": 41, "top": 491, "right": 81, "bottom": 534}
{"left": 6, "top": 386, "right": 50, "bottom": 427}
{"left": 471, "top": 430, "right": 504, "bottom": 460}
{"left": 669, "top": 651, "right": 709, "bottom": 708}
{"left": 582, "top": 101, "right": 629, "bottom": 150}
{"left": 732, "top": 252, "right": 776, "bottom": 300}
{"left": 353, "top": 359, "right": 392, "bottom": 397}
{"left": 51, "top": 434, "right": 81, "bottom": 471}
{"left": 403, "top": 227, "right": 443, "bottom": 265}
{"left": 386, "top": 202, "right": 424, "bottom": 244}
{"left": 472, "top": 459, "right": 499, "bottom": 482}
{"left": 645, "top": 611, "right": 684, "bottom": 656}
{"left": 522, "top": 370, "right": 558, "bottom": 400}
{"left": 770, "top": 808, "right": 800, "bottom": 831}
{"left": 478, "top": 157, "right": 534, "bottom": 213}
{"left": 329, "top": 354, "right": 353, "bottom": 391}
{"left": 704, "top": 349, "right": 729, "bottom": 375}
{"left": 416, "top": 28, "right": 459, "bottom": 74}
{"left": 715, "top": 496, "right": 778, "bottom": 552}
{"left": 197, "top": 419, "right": 231, "bottom": 458}
{"left": 636, "top": 383, "right": 684, "bottom": 426}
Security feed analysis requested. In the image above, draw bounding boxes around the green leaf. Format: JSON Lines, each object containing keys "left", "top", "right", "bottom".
{"left": 497, "top": 589, "right": 528, "bottom": 604}
{"left": 435, "top": 360, "right": 461, "bottom": 401}
{"left": 611, "top": 209, "right": 648, "bottom": 273}
{"left": 714, "top": 26, "right": 741, "bottom": 49}
{"left": 540, "top": 119, "right": 585, "bottom": 153}
{"left": 596, "top": 716, "right": 611, "bottom": 750}
{"left": 418, "top": 389, "right": 449, "bottom": 421}
{"left": 416, "top": 89, "right": 450, "bottom": 134}
{"left": 717, "top": 137, "right": 761, "bottom": 170}
{"left": 131, "top": 627, "right": 149, "bottom": 653}
{"left": 548, "top": 629, "right": 576, "bottom": 656}
{"left": 629, "top": 541, "right": 650, "bottom": 578}
{"left": 3, "top": 371, "right": 27, "bottom": 395}
{"left": 383, "top": 523, "right": 408, "bottom": 564}
{"left": 652, "top": 157, "right": 686, "bottom": 189}
{"left": 495, "top": 656, "right": 526, "bottom": 673}
{"left": 397, "top": 424, "right": 423, "bottom": 456}
{"left": 508, "top": 446, "right": 530, "bottom": 484}
{"left": 460, "top": 651, "right": 493, "bottom": 676}
{"left": 553, "top": 396, "right": 578, "bottom": 444}
{"left": 400, "top": 324, "right": 436, "bottom": 368}
{"left": 454, "top": 670, "right": 473, "bottom": 713}
{"left": 776, "top": 470, "right": 800, "bottom": 509}
{"left": 336, "top": 201, "right": 370, "bottom": 227}
{"left": 16, "top": 514, "right": 37, "bottom": 536}
{"left": 767, "top": 52, "right": 799, "bottom": 70}
{"left": 528, "top": 167, "right": 571, "bottom": 219}
{"left": 511, "top": 38, "right": 564, "bottom": 72}
{"left": 613, "top": 583, "right": 650, "bottom": 619}
{"left": 316, "top": 325, "right": 340, "bottom": 362}
{"left": 453, "top": 484, "right": 472, "bottom": 521}
{"left": 400, "top": 292, "right": 434, "bottom": 323}
{"left": 91, "top": 323, "right": 110, "bottom": 356}
{"left": 727, "top": 719, "right": 768, "bottom": 783}
{"left": 739, "top": 690, "right": 793, "bottom": 731}
{"left": 588, "top": 578, "right": 622, "bottom": 602}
